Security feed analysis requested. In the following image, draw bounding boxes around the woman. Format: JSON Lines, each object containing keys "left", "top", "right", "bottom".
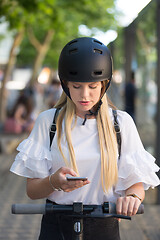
{"left": 5, "top": 93, "right": 35, "bottom": 134}
{"left": 10, "top": 37, "right": 160, "bottom": 240}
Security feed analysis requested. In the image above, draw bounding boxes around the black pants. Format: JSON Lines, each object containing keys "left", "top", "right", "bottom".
{"left": 39, "top": 202, "right": 120, "bottom": 240}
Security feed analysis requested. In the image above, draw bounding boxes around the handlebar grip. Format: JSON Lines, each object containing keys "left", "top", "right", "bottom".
{"left": 108, "top": 202, "right": 144, "bottom": 214}
{"left": 136, "top": 204, "right": 144, "bottom": 214}
{"left": 12, "top": 204, "right": 46, "bottom": 214}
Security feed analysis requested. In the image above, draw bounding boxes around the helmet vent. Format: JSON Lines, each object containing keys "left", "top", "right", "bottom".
{"left": 94, "top": 71, "right": 102, "bottom": 76}
{"left": 69, "top": 48, "right": 78, "bottom": 54}
{"left": 68, "top": 40, "right": 78, "bottom": 45}
{"left": 94, "top": 48, "right": 102, "bottom": 54}
{"left": 69, "top": 71, "right": 78, "bottom": 76}
{"left": 93, "top": 40, "right": 102, "bottom": 45}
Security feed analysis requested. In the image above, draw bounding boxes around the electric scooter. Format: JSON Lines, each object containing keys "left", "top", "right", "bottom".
{"left": 12, "top": 202, "right": 144, "bottom": 240}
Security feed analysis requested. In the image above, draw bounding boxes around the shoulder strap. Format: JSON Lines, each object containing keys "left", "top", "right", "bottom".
{"left": 112, "top": 109, "right": 121, "bottom": 159}
{"left": 49, "top": 108, "right": 122, "bottom": 158}
{"left": 49, "top": 108, "right": 60, "bottom": 150}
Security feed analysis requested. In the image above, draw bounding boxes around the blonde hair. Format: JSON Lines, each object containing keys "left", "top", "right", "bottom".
{"left": 54, "top": 82, "right": 118, "bottom": 192}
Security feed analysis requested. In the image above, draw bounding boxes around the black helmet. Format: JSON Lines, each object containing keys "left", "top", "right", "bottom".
{"left": 58, "top": 37, "right": 112, "bottom": 97}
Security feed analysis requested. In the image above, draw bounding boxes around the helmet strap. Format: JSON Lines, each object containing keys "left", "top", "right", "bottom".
{"left": 82, "top": 99, "right": 103, "bottom": 125}
{"left": 82, "top": 112, "right": 94, "bottom": 125}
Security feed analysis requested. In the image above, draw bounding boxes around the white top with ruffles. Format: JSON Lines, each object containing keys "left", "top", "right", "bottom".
{"left": 10, "top": 108, "right": 160, "bottom": 204}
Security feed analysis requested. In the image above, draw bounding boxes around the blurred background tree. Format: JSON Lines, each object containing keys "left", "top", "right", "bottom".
{"left": 0, "top": 0, "right": 119, "bottom": 122}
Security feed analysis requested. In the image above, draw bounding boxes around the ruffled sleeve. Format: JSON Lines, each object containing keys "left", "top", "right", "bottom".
{"left": 10, "top": 109, "right": 55, "bottom": 178}
{"left": 114, "top": 111, "right": 160, "bottom": 195}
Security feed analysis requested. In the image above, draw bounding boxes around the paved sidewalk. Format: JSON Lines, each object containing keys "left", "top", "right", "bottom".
{"left": 0, "top": 153, "right": 43, "bottom": 240}
{"left": 0, "top": 153, "right": 160, "bottom": 240}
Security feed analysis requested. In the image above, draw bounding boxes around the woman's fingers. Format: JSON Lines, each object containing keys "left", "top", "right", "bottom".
{"left": 59, "top": 167, "right": 77, "bottom": 178}
{"left": 116, "top": 196, "right": 129, "bottom": 216}
{"left": 63, "top": 179, "right": 90, "bottom": 192}
{"left": 116, "top": 196, "right": 141, "bottom": 216}
{"left": 131, "top": 198, "right": 141, "bottom": 215}
{"left": 52, "top": 167, "right": 90, "bottom": 192}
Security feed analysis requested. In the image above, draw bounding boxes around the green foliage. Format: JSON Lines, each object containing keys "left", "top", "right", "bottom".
{"left": 0, "top": 0, "right": 118, "bottom": 68}
{"left": 110, "top": 28, "right": 125, "bottom": 70}
{"left": 17, "top": 0, "right": 39, "bottom": 11}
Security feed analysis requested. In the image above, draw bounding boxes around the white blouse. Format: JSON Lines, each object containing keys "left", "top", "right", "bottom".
{"left": 10, "top": 108, "right": 160, "bottom": 204}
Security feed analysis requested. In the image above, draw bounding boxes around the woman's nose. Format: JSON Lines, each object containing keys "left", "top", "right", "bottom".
{"left": 81, "top": 87, "right": 89, "bottom": 98}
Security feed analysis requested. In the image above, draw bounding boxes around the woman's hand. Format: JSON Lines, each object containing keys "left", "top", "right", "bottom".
{"left": 27, "top": 167, "right": 90, "bottom": 200}
{"left": 116, "top": 195, "right": 141, "bottom": 217}
{"left": 50, "top": 167, "right": 90, "bottom": 192}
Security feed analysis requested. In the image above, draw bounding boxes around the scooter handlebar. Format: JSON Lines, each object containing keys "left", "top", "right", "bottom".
{"left": 12, "top": 202, "right": 144, "bottom": 215}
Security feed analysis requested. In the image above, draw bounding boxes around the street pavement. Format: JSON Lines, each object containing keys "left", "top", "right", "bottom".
{"left": 0, "top": 153, "right": 43, "bottom": 240}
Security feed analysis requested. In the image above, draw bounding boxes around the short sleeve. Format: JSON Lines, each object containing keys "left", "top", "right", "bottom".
{"left": 10, "top": 109, "right": 55, "bottom": 178}
{"left": 114, "top": 111, "right": 160, "bottom": 195}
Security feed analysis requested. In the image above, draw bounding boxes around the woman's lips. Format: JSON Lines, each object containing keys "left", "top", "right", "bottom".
{"left": 79, "top": 101, "right": 90, "bottom": 106}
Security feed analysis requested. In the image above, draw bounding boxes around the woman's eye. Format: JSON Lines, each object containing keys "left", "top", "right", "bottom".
{"left": 73, "top": 85, "right": 80, "bottom": 89}
{"left": 89, "top": 85, "right": 97, "bottom": 89}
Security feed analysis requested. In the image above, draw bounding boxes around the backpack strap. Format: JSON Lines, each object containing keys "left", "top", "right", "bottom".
{"left": 49, "top": 108, "right": 60, "bottom": 150}
{"left": 49, "top": 108, "right": 122, "bottom": 158}
{"left": 112, "top": 109, "right": 121, "bottom": 159}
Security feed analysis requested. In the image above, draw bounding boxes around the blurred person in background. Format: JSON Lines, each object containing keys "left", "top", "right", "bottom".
{"left": 45, "top": 77, "right": 62, "bottom": 108}
{"left": 124, "top": 71, "right": 137, "bottom": 122}
{"left": 4, "top": 92, "right": 35, "bottom": 134}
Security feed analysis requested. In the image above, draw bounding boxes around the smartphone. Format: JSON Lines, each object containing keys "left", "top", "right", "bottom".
{"left": 67, "top": 177, "right": 88, "bottom": 181}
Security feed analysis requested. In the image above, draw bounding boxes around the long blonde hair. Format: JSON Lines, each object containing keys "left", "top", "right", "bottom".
{"left": 54, "top": 81, "right": 118, "bottom": 192}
